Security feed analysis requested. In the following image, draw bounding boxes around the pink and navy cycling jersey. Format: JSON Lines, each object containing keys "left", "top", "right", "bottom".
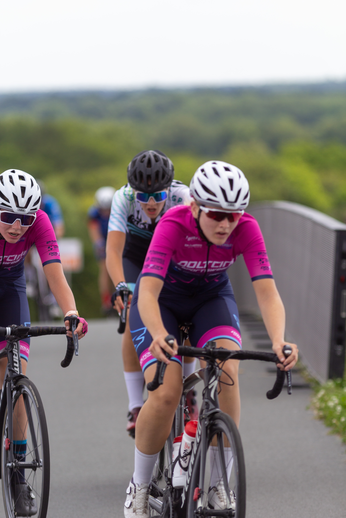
{"left": 0, "top": 209, "right": 61, "bottom": 280}
{"left": 141, "top": 205, "right": 273, "bottom": 290}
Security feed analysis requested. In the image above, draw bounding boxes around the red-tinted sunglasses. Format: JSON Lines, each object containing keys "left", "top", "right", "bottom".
{"left": 199, "top": 206, "right": 244, "bottom": 222}
{"left": 0, "top": 210, "right": 36, "bottom": 227}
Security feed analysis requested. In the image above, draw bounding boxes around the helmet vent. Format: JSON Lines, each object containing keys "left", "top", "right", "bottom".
{"left": 229, "top": 178, "right": 234, "bottom": 191}
{"left": 9, "top": 175, "right": 15, "bottom": 186}
{"left": 0, "top": 191, "right": 9, "bottom": 203}
{"left": 25, "top": 195, "right": 33, "bottom": 209}
{"left": 212, "top": 167, "right": 220, "bottom": 178}
{"left": 234, "top": 189, "right": 241, "bottom": 203}
{"left": 198, "top": 178, "right": 215, "bottom": 197}
{"left": 21, "top": 186, "right": 26, "bottom": 198}
{"left": 220, "top": 187, "right": 228, "bottom": 203}
{"left": 13, "top": 194, "right": 19, "bottom": 208}
{"left": 147, "top": 157, "right": 152, "bottom": 168}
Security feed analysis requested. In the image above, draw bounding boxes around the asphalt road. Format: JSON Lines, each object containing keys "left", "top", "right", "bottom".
{"left": 1, "top": 318, "right": 346, "bottom": 517}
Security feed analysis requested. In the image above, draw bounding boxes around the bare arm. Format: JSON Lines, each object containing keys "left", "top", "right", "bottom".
{"left": 54, "top": 222, "right": 65, "bottom": 239}
{"left": 43, "top": 262, "right": 86, "bottom": 337}
{"left": 105, "top": 230, "right": 128, "bottom": 313}
{"left": 87, "top": 220, "right": 103, "bottom": 244}
{"left": 252, "top": 278, "right": 298, "bottom": 370}
{"left": 138, "top": 276, "right": 178, "bottom": 363}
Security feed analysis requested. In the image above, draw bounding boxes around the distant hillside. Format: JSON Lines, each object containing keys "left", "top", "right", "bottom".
{"left": 0, "top": 81, "right": 346, "bottom": 121}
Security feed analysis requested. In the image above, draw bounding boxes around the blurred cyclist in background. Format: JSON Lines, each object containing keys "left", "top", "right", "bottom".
{"left": 88, "top": 187, "right": 115, "bottom": 315}
{"left": 38, "top": 180, "right": 65, "bottom": 239}
{"left": 25, "top": 180, "right": 65, "bottom": 319}
{"left": 106, "top": 150, "right": 197, "bottom": 438}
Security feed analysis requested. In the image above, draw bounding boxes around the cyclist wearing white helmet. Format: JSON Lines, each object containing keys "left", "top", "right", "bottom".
{"left": 124, "top": 160, "right": 298, "bottom": 517}
{"left": 87, "top": 186, "right": 116, "bottom": 314}
{"left": 106, "top": 150, "right": 197, "bottom": 438}
{"left": 0, "top": 169, "right": 88, "bottom": 516}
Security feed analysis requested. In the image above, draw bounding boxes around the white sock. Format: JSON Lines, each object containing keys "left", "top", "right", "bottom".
{"left": 209, "top": 446, "right": 233, "bottom": 488}
{"left": 124, "top": 371, "right": 145, "bottom": 411}
{"left": 183, "top": 359, "right": 196, "bottom": 378}
{"left": 133, "top": 447, "right": 159, "bottom": 486}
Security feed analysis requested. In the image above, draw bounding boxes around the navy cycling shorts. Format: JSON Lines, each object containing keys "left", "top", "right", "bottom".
{"left": 129, "top": 277, "right": 241, "bottom": 373}
{"left": 123, "top": 257, "right": 142, "bottom": 294}
{"left": 0, "top": 275, "right": 31, "bottom": 361}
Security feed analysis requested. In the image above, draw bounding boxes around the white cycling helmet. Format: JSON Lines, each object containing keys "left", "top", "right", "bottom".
{"left": 190, "top": 161, "right": 250, "bottom": 211}
{"left": 0, "top": 169, "right": 41, "bottom": 213}
{"left": 95, "top": 186, "right": 115, "bottom": 210}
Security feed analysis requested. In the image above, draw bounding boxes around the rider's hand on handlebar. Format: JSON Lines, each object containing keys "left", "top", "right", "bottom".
{"left": 149, "top": 334, "right": 178, "bottom": 364}
{"left": 111, "top": 282, "right": 132, "bottom": 315}
{"left": 64, "top": 314, "right": 88, "bottom": 339}
{"left": 273, "top": 341, "right": 298, "bottom": 371}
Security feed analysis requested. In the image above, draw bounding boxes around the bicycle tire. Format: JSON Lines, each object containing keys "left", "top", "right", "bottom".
{"left": 186, "top": 412, "right": 246, "bottom": 518}
{"left": 1, "top": 377, "right": 50, "bottom": 518}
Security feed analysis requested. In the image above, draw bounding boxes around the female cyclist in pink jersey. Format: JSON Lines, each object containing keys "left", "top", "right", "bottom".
{"left": 0, "top": 169, "right": 88, "bottom": 515}
{"left": 124, "top": 160, "right": 299, "bottom": 517}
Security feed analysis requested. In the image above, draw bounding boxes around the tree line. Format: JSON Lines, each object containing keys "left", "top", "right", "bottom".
{"left": 0, "top": 84, "right": 345, "bottom": 317}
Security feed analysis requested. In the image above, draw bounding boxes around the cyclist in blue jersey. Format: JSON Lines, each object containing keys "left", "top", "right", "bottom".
{"left": 106, "top": 150, "right": 197, "bottom": 437}
{"left": 87, "top": 187, "right": 115, "bottom": 315}
{"left": 39, "top": 180, "right": 65, "bottom": 239}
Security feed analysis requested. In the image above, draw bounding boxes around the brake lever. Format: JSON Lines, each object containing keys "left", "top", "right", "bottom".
{"left": 72, "top": 318, "right": 79, "bottom": 356}
{"left": 282, "top": 345, "right": 292, "bottom": 395}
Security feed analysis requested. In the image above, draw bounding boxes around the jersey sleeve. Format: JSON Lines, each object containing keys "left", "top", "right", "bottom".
{"left": 34, "top": 211, "right": 61, "bottom": 266}
{"left": 168, "top": 181, "right": 191, "bottom": 206}
{"left": 108, "top": 186, "right": 133, "bottom": 233}
{"left": 141, "top": 211, "right": 181, "bottom": 281}
{"left": 234, "top": 216, "right": 273, "bottom": 281}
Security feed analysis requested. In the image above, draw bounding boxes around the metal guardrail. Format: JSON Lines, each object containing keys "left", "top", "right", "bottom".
{"left": 228, "top": 201, "right": 346, "bottom": 383}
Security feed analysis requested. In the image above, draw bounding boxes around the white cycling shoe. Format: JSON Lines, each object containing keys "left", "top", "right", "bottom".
{"left": 124, "top": 478, "right": 149, "bottom": 517}
{"left": 208, "top": 480, "right": 236, "bottom": 511}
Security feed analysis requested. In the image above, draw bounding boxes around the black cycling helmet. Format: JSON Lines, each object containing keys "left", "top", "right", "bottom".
{"left": 127, "top": 150, "right": 174, "bottom": 193}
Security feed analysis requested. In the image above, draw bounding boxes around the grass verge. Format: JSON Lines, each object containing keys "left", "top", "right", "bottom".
{"left": 310, "top": 376, "right": 346, "bottom": 444}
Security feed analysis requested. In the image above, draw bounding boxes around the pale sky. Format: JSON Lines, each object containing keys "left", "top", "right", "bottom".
{"left": 1, "top": 0, "right": 345, "bottom": 93}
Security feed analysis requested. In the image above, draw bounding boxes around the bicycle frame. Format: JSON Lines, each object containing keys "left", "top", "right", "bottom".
{"left": 180, "top": 351, "right": 231, "bottom": 510}
{"left": 0, "top": 338, "right": 26, "bottom": 480}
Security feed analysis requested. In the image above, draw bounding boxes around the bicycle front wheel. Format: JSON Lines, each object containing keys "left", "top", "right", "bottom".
{"left": 1, "top": 377, "right": 50, "bottom": 518}
{"left": 187, "top": 412, "right": 246, "bottom": 518}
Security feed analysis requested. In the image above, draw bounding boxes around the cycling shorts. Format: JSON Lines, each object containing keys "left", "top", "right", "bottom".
{"left": 0, "top": 275, "right": 31, "bottom": 362}
{"left": 129, "top": 277, "right": 242, "bottom": 373}
{"left": 123, "top": 257, "right": 142, "bottom": 294}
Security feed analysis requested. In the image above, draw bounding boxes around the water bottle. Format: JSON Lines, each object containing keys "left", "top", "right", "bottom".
{"left": 179, "top": 420, "right": 198, "bottom": 469}
{"left": 172, "top": 420, "right": 198, "bottom": 487}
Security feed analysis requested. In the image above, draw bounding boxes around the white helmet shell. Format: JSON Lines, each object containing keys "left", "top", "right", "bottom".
{"left": 190, "top": 161, "right": 250, "bottom": 210}
{"left": 0, "top": 169, "right": 41, "bottom": 213}
{"left": 95, "top": 186, "right": 115, "bottom": 210}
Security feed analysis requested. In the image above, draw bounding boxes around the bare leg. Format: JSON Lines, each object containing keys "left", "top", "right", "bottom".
{"left": 136, "top": 361, "right": 182, "bottom": 455}
{"left": 0, "top": 357, "right": 29, "bottom": 440}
